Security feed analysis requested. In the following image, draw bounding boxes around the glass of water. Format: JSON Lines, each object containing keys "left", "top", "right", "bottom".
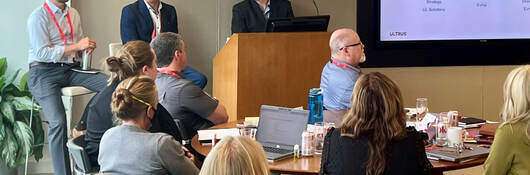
{"left": 416, "top": 98, "right": 428, "bottom": 121}
{"left": 314, "top": 122, "right": 325, "bottom": 154}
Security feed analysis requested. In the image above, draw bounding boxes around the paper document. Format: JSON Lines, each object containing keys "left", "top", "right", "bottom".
{"left": 197, "top": 128, "right": 240, "bottom": 141}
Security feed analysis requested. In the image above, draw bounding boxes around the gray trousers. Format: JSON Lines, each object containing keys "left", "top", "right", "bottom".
{"left": 27, "top": 64, "right": 108, "bottom": 175}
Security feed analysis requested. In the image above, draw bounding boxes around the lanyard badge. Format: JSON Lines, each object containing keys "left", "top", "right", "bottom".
{"left": 43, "top": 2, "right": 74, "bottom": 44}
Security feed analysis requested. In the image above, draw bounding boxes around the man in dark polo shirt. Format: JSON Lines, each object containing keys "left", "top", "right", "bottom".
{"left": 150, "top": 32, "right": 229, "bottom": 136}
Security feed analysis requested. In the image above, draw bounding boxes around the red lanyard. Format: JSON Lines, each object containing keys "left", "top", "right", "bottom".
{"left": 43, "top": 2, "right": 73, "bottom": 44}
{"left": 151, "top": 15, "right": 162, "bottom": 39}
{"left": 331, "top": 60, "right": 353, "bottom": 69}
{"left": 158, "top": 69, "right": 181, "bottom": 79}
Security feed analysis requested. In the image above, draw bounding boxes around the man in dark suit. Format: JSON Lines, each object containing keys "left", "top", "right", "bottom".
{"left": 120, "top": 0, "right": 207, "bottom": 89}
{"left": 232, "top": 0, "right": 294, "bottom": 33}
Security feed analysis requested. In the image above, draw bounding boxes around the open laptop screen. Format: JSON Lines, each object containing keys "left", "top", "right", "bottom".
{"left": 256, "top": 105, "right": 309, "bottom": 150}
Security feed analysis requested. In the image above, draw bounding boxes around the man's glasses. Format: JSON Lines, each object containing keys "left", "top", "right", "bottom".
{"left": 339, "top": 42, "right": 363, "bottom": 51}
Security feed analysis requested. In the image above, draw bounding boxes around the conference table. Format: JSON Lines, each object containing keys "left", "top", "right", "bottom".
{"left": 191, "top": 120, "right": 487, "bottom": 175}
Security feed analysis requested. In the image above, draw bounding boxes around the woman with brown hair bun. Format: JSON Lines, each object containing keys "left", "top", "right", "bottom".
{"left": 83, "top": 40, "right": 183, "bottom": 167}
{"left": 98, "top": 75, "right": 198, "bottom": 174}
{"left": 319, "top": 72, "right": 432, "bottom": 175}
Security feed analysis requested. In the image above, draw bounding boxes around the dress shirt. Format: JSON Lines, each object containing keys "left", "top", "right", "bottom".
{"left": 144, "top": 0, "right": 162, "bottom": 37}
{"left": 256, "top": 0, "right": 271, "bottom": 20}
{"left": 27, "top": 0, "right": 83, "bottom": 64}
{"left": 320, "top": 57, "right": 361, "bottom": 110}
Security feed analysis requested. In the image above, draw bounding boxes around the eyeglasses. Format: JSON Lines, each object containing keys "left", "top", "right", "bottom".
{"left": 339, "top": 42, "right": 363, "bottom": 51}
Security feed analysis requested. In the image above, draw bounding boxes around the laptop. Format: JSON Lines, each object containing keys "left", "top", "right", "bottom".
{"left": 256, "top": 105, "right": 309, "bottom": 161}
{"left": 426, "top": 145, "right": 490, "bottom": 162}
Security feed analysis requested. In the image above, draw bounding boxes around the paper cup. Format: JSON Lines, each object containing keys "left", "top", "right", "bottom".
{"left": 447, "top": 127, "right": 464, "bottom": 147}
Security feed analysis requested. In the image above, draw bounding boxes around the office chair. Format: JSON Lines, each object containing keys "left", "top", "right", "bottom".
{"left": 67, "top": 135, "right": 99, "bottom": 175}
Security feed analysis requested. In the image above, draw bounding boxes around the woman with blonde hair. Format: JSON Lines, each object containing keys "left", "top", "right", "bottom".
{"left": 320, "top": 72, "right": 432, "bottom": 175}
{"left": 199, "top": 136, "right": 269, "bottom": 175}
{"left": 98, "top": 76, "right": 198, "bottom": 174}
{"left": 82, "top": 40, "right": 182, "bottom": 167}
{"left": 484, "top": 65, "right": 530, "bottom": 175}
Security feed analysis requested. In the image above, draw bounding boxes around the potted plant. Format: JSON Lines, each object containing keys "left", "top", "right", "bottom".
{"left": 0, "top": 57, "right": 45, "bottom": 174}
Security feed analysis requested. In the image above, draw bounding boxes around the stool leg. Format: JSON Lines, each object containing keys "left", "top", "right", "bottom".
{"left": 24, "top": 97, "right": 35, "bottom": 175}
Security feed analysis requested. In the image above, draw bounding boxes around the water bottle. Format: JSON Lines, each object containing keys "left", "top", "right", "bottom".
{"left": 308, "top": 88, "right": 323, "bottom": 124}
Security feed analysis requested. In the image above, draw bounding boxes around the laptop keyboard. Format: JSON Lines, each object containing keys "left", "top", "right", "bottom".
{"left": 263, "top": 146, "right": 291, "bottom": 154}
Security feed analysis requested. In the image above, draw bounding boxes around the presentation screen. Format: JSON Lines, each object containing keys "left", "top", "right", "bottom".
{"left": 380, "top": 0, "right": 530, "bottom": 41}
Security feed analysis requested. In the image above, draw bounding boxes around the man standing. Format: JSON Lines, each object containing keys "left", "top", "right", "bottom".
{"left": 151, "top": 32, "right": 228, "bottom": 137}
{"left": 232, "top": 0, "right": 294, "bottom": 33}
{"left": 26, "top": 0, "right": 108, "bottom": 174}
{"left": 320, "top": 28, "right": 365, "bottom": 126}
{"left": 121, "top": 0, "right": 207, "bottom": 89}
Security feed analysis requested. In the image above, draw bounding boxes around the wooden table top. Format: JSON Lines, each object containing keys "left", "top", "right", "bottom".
{"left": 191, "top": 120, "right": 487, "bottom": 174}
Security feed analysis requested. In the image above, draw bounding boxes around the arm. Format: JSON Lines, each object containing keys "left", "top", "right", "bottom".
{"left": 231, "top": 5, "right": 247, "bottom": 34}
{"left": 206, "top": 104, "right": 229, "bottom": 124}
{"left": 180, "top": 84, "right": 228, "bottom": 125}
{"left": 284, "top": 0, "right": 295, "bottom": 18}
{"left": 158, "top": 136, "right": 199, "bottom": 174}
{"left": 483, "top": 126, "right": 514, "bottom": 175}
{"left": 120, "top": 6, "right": 140, "bottom": 44}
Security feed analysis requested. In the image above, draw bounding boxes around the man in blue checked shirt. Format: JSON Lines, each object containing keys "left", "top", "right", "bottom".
{"left": 26, "top": 0, "right": 108, "bottom": 174}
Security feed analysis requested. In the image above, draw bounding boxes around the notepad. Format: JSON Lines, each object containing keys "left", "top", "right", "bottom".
{"left": 197, "top": 128, "right": 240, "bottom": 145}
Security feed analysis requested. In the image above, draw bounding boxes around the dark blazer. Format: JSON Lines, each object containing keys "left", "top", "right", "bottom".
{"left": 320, "top": 127, "right": 433, "bottom": 175}
{"left": 232, "top": 0, "right": 294, "bottom": 33}
{"left": 120, "top": 0, "right": 178, "bottom": 44}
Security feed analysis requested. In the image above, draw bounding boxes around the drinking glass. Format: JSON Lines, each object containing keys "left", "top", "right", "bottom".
{"left": 435, "top": 112, "right": 449, "bottom": 146}
{"left": 240, "top": 128, "right": 257, "bottom": 140}
{"left": 314, "top": 122, "right": 325, "bottom": 154}
{"left": 448, "top": 111, "right": 459, "bottom": 127}
{"left": 416, "top": 98, "right": 428, "bottom": 121}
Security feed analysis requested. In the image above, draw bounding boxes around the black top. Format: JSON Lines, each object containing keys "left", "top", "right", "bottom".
{"left": 84, "top": 79, "right": 182, "bottom": 167}
{"left": 320, "top": 127, "right": 432, "bottom": 175}
{"left": 231, "top": 0, "right": 294, "bottom": 33}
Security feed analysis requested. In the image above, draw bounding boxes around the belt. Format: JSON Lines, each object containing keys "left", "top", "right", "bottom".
{"left": 29, "top": 62, "right": 78, "bottom": 68}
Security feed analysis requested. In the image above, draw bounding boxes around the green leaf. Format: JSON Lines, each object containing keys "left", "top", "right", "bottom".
{"left": 0, "top": 57, "right": 7, "bottom": 77}
{"left": 0, "top": 101, "right": 14, "bottom": 124}
{"left": 13, "top": 121, "right": 33, "bottom": 163}
{"left": 12, "top": 96, "right": 38, "bottom": 111}
{"left": 20, "top": 72, "right": 29, "bottom": 92}
{"left": 0, "top": 77, "right": 5, "bottom": 92}
{"left": 1, "top": 129, "right": 19, "bottom": 168}
{"left": 0, "top": 113, "right": 4, "bottom": 141}
{"left": 3, "top": 84, "right": 23, "bottom": 97}
{"left": 30, "top": 112, "right": 44, "bottom": 161}
{"left": 2, "top": 69, "right": 19, "bottom": 91}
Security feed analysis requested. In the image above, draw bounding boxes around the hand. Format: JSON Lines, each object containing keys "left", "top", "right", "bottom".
{"left": 182, "top": 146, "right": 201, "bottom": 167}
{"left": 72, "top": 128, "right": 86, "bottom": 138}
{"left": 76, "top": 37, "right": 96, "bottom": 53}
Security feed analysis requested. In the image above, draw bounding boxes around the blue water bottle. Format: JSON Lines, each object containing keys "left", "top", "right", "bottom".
{"left": 308, "top": 88, "right": 323, "bottom": 124}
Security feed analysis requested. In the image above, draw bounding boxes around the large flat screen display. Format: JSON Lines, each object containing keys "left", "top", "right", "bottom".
{"left": 380, "top": 0, "right": 530, "bottom": 41}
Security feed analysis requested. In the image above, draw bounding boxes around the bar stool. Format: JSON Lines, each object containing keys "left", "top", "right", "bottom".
{"left": 60, "top": 86, "right": 96, "bottom": 137}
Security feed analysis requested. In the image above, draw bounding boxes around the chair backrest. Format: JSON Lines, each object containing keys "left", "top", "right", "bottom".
{"left": 173, "top": 119, "right": 190, "bottom": 145}
{"left": 67, "top": 135, "right": 95, "bottom": 173}
{"left": 108, "top": 43, "right": 123, "bottom": 57}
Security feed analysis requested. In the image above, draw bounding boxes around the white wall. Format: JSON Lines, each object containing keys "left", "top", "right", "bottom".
{"left": 0, "top": 0, "right": 44, "bottom": 80}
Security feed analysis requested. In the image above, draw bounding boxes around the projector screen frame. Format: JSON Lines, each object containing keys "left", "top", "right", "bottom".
{"left": 357, "top": 0, "right": 530, "bottom": 68}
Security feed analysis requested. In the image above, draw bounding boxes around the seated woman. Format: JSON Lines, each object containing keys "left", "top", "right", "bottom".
{"left": 484, "top": 66, "right": 530, "bottom": 175}
{"left": 99, "top": 75, "right": 198, "bottom": 174}
{"left": 199, "top": 136, "right": 269, "bottom": 175}
{"left": 319, "top": 72, "right": 432, "bottom": 175}
{"left": 84, "top": 40, "right": 182, "bottom": 167}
